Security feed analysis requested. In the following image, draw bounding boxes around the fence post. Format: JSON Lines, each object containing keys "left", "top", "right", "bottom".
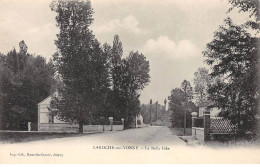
{"left": 28, "top": 122, "right": 31, "bottom": 132}
{"left": 100, "top": 117, "right": 105, "bottom": 131}
{"left": 204, "top": 109, "right": 211, "bottom": 141}
{"left": 121, "top": 118, "right": 125, "bottom": 130}
{"left": 109, "top": 117, "right": 113, "bottom": 131}
{"left": 191, "top": 112, "right": 197, "bottom": 137}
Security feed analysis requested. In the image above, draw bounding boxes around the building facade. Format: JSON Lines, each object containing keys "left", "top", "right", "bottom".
{"left": 198, "top": 100, "right": 221, "bottom": 117}
{"left": 37, "top": 96, "right": 78, "bottom": 132}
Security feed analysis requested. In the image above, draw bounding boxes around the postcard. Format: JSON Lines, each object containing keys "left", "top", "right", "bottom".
{"left": 0, "top": 0, "right": 259, "bottom": 164}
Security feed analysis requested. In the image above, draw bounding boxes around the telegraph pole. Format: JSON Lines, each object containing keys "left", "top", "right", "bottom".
{"left": 184, "top": 106, "right": 187, "bottom": 135}
{"left": 156, "top": 101, "right": 158, "bottom": 123}
{"left": 150, "top": 99, "right": 152, "bottom": 126}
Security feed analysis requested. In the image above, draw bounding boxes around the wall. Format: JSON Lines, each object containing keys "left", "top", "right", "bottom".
{"left": 192, "top": 127, "right": 204, "bottom": 142}
{"left": 38, "top": 96, "right": 126, "bottom": 132}
{"left": 39, "top": 123, "right": 78, "bottom": 132}
{"left": 38, "top": 124, "right": 123, "bottom": 132}
{"left": 38, "top": 96, "right": 66, "bottom": 124}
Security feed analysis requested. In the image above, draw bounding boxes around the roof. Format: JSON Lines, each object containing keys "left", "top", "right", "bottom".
{"left": 38, "top": 91, "right": 58, "bottom": 105}
{"left": 38, "top": 95, "right": 52, "bottom": 105}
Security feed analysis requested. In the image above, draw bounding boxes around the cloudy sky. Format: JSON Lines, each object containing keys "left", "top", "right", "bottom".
{"left": 0, "top": 0, "right": 250, "bottom": 105}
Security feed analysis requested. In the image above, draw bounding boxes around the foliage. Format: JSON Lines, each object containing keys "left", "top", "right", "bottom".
{"left": 50, "top": 0, "right": 110, "bottom": 133}
{"left": 102, "top": 35, "right": 150, "bottom": 128}
{"left": 193, "top": 67, "right": 212, "bottom": 105}
{"left": 228, "top": 0, "right": 259, "bottom": 20}
{"left": 116, "top": 51, "right": 150, "bottom": 128}
{"left": 140, "top": 103, "right": 167, "bottom": 124}
{"left": 168, "top": 88, "right": 198, "bottom": 128}
{"left": 203, "top": 17, "right": 259, "bottom": 133}
{"left": 0, "top": 41, "right": 53, "bottom": 130}
{"left": 111, "top": 35, "right": 123, "bottom": 90}
{"left": 181, "top": 80, "right": 193, "bottom": 101}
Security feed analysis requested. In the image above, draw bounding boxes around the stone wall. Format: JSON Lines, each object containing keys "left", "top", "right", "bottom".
{"left": 38, "top": 123, "right": 123, "bottom": 132}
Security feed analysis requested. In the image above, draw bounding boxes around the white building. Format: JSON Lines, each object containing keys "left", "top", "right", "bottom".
{"left": 198, "top": 100, "right": 221, "bottom": 117}
{"left": 38, "top": 96, "right": 77, "bottom": 132}
{"left": 37, "top": 95, "right": 125, "bottom": 132}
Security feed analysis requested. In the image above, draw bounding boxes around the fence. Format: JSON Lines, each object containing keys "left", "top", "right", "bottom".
{"left": 210, "top": 117, "right": 237, "bottom": 134}
{"left": 192, "top": 111, "right": 238, "bottom": 142}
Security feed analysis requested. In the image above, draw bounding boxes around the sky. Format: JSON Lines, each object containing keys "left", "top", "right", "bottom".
{"left": 0, "top": 0, "right": 251, "bottom": 106}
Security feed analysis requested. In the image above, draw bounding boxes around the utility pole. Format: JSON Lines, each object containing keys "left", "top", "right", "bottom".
{"left": 183, "top": 85, "right": 187, "bottom": 136}
{"left": 150, "top": 99, "right": 152, "bottom": 126}
{"left": 184, "top": 106, "right": 186, "bottom": 135}
{"left": 156, "top": 101, "right": 158, "bottom": 123}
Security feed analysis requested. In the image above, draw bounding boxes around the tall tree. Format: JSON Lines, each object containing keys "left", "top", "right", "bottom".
{"left": 203, "top": 17, "right": 259, "bottom": 133}
{"left": 181, "top": 80, "right": 193, "bottom": 134}
{"left": 193, "top": 67, "right": 212, "bottom": 105}
{"left": 0, "top": 53, "right": 5, "bottom": 129}
{"left": 0, "top": 42, "right": 53, "bottom": 130}
{"left": 140, "top": 102, "right": 167, "bottom": 125}
{"left": 228, "top": 0, "right": 260, "bottom": 136}
{"left": 117, "top": 51, "right": 150, "bottom": 127}
{"left": 109, "top": 35, "right": 124, "bottom": 118}
{"left": 181, "top": 80, "right": 193, "bottom": 101}
{"left": 168, "top": 88, "right": 198, "bottom": 128}
{"left": 50, "top": 0, "right": 110, "bottom": 133}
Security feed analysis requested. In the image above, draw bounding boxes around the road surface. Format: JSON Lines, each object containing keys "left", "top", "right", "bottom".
{"left": 0, "top": 126, "right": 187, "bottom": 163}
{"left": 1, "top": 126, "right": 260, "bottom": 164}
{"left": 11, "top": 126, "right": 185, "bottom": 146}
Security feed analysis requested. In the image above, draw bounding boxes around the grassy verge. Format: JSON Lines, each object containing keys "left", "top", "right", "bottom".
{"left": 204, "top": 136, "right": 260, "bottom": 148}
{"left": 0, "top": 131, "right": 96, "bottom": 144}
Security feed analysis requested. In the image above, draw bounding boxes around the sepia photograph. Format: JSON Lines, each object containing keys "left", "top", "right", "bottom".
{"left": 0, "top": 0, "right": 259, "bottom": 164}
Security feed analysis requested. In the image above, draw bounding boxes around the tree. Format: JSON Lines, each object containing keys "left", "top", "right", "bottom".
{"left": 193, "top": 67, "right": 212, "bottom": 105}
{"left": 181, "top": 80, "right": 193, "bottom": 134}
{"left": 181, "top": 80, "right": 193, "bottom": 101}
{"left": 0, "top": 53, "right": 5, "bottom": 129}
{"left": 111, "top": 35, "right": 123, "bottom": 90}
{"left": 50, "top": 0, "right": 110, "bottom": 133}
{"left": 168, "top": 88, "right": 198, "bottom": 128}
{"left": 228, "top": 0, "right": 259, "bottom": 30}
{"left": 227, "top": 0, "right": 260, "bottom": 136}
{"left": 203, "top": 17, "right": 259, "bottom": 134}
{"left": 140, "top": 102, "right": 167, "bottom": 125}
{"left": 109, "top": 35, "right": 123, "bottom": 119}
{"left": 116, "top": 51, "right": 150, "bottom": 127}
{"left": 0, "top": 41, "right": 53, "bottom": 130}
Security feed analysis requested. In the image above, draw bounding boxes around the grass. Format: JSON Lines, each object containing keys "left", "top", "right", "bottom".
{"left": 205, "top": 138, "right": 260, "bottom": 148}
{"left": 170, "top": 127, "right": 192, "bottom": 136}
{"left": 0, "top": 131, "right": 96, "bottom": 144}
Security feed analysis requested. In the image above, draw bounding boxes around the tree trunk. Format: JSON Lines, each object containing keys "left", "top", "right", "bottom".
{"left": 79, "top": 122, "right": 83, "bottom": 134}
